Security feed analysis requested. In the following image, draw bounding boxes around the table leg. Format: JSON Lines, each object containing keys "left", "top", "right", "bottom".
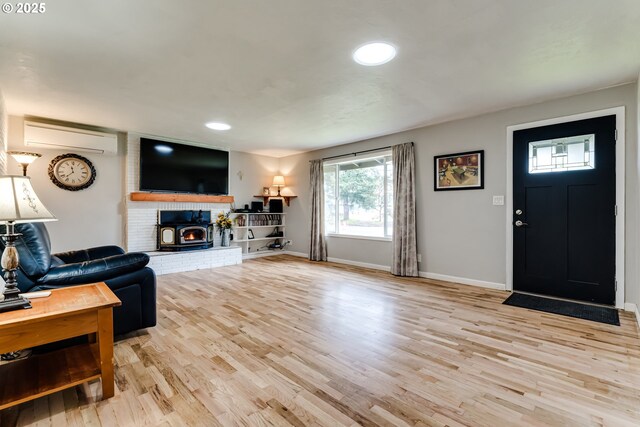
{"left": 97, "top": 308, "right": 115, "bottom": 399}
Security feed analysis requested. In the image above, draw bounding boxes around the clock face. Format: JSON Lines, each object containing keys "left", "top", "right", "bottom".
{"left": 48, "top": 154, "right": 96, "bottom": 191}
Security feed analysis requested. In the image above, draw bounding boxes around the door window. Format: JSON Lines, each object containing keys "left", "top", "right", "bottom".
{"left": 528, "top": 134, "right": 595, "bottom": 173}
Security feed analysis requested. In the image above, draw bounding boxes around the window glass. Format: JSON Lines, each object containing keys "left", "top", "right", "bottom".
{"left": 323, "top": 152, "right": 393, "bottom": 238}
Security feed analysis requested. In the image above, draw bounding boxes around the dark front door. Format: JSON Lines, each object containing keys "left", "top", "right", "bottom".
{"left": 513, "top": 115, "right": 616, "bottom": 305}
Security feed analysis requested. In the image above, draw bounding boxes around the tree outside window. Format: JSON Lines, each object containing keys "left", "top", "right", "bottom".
{"left": 323, "top": 152, "right": 393, "bottom": 238}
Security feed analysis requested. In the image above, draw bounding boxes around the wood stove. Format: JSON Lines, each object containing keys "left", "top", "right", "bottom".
{"left": 157, "top": 210, "right": 214, "bottom": 251}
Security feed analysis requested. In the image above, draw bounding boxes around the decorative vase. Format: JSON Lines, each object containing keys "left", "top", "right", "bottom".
{"left": 221, "top": 229, "right": 231, "bottom": 247}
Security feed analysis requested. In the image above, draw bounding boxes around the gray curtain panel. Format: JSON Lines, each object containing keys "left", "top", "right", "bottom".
{"left": 309, "top": 159, "right": 328, "bottom": 261}
{"left": 392, "top": 142, "right": 419, "bottom": 276}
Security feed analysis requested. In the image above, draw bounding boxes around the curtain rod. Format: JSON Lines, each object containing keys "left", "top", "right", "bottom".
{"left": 310, "top": 142, "right": 413, "bottom": 163}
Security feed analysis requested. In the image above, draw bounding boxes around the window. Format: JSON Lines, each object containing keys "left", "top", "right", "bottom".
{"left": 529, "top": 134, "right": 595, "bottom": 173}
{"left": 323, "top": 151, "right": 393, "bottom": 239}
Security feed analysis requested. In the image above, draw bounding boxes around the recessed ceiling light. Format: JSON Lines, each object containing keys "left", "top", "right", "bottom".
{"left": 353, "top": 42, "right": 397, "bottom": 66}
{"left": 206, "top": 122, "right": 231, "bottom": 131}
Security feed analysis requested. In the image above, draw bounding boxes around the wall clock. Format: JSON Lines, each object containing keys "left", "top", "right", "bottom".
{"left": 48, "top": 153, "right": 96, "bottom": 191}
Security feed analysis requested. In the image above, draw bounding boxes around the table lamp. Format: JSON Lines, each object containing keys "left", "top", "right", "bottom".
{"left": 0, "top": 175, "right": 56, "bottom": 313}
{"left": 272, "top": 175, "right": 285, "bottom": 196}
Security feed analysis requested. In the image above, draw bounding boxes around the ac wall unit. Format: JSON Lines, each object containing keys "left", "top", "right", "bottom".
{"left": 24, "top": 121, "right": 118, "bottom": 155}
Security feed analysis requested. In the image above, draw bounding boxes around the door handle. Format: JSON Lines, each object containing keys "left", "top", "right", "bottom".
{"left": 514, "top": 220, "right": 528, "bottom": 227}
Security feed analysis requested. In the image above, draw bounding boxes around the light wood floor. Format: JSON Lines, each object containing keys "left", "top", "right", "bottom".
{"left": 1, "top": 255, "right": 640, "bottom": 426}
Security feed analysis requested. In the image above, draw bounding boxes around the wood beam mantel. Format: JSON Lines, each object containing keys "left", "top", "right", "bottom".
{"left": 130, "top": 192, "right": 234, "bottom": 203}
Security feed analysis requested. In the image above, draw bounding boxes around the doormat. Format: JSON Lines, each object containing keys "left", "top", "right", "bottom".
{"left": 503, "top": 293, "right": 619, "bottom": 326}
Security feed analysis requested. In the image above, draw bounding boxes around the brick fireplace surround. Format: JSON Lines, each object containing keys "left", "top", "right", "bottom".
{"left": 125, "top": 136, "right": 242, "bottom": 275}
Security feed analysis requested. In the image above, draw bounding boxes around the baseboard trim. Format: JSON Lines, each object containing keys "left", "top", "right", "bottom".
{"left": 419, "top": 271, "right": 506, "bottom": 291}
{"left": 624, "top": 303, "right": 640, "bottom": 330}
{"left": 283, "top": 251, "right": 307, "bottom": 258}
{"left": 283, "top": 252, "right": 505, "bottom": 291}
{"left": 326, "top": 257, "right": 391, "bottom": 272}
{"left": 283, "top": 251, "right": 392, "bottom": 273}
{"left": 243, "top": 250, "right": 289, "bottom": 259}
{"left": 284, "top": 251, "right": 391, "bottom": 271}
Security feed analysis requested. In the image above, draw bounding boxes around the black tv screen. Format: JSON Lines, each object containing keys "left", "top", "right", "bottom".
{"left": 139, "top": 138, "right": 229, "bottom": 195}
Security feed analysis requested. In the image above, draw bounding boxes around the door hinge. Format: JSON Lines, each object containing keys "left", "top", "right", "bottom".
{"left": 615, "top": 205, "right": 618, "bottom": 216}
{"left": 615, "top": 129, "right": 618, "bottom": 141}
{"left": 615, "top": 279, "right": 618, "bottom": 292}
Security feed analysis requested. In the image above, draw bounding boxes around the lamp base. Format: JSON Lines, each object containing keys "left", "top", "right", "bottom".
{"left": 0, "top": 296, "right": 32, "bottom": 313}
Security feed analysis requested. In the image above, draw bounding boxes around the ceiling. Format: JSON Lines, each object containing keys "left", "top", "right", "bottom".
{"left": 1, "top": 1, "right": 639, "bottom": 157}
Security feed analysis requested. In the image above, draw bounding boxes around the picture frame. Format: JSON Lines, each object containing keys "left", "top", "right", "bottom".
{"left": 248, "top": 229, "right": 255, "bottom": 239}
{"left": 434, "top": 150, "right": 484, "bottom": 191}
{"left": 262, "top": 187, "right": 270, "bottom": 196}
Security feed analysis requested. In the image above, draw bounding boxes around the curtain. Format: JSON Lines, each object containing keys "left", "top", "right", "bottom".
{"left": 309, "top": 159, "right": 328, "bottom": 261}
{"left": 391, "top": 142, "right": 418, "bottom": 276}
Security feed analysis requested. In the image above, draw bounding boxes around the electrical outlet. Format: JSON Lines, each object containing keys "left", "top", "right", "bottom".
{"left": 286, "top": 240, "right": 292, "bottom": 245}
{"left": 417, "top": 253, "right": 422, "bottom": 263}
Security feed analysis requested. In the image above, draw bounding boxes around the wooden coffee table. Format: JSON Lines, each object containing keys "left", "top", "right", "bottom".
{"left": 0, "top": 283, "right": 121, "bottom": 410}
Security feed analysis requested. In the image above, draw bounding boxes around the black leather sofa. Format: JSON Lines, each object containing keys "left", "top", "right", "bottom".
{"left": 0, "top": 223, "right": 156, "bottom": 336}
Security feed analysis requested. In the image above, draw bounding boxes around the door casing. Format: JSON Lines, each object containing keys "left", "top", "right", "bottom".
{"left": 506, "top": 107, "right": 625, "bottom": 309}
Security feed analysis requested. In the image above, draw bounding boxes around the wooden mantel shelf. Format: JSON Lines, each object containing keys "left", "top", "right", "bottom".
{"left": 130, "top": 192, "right": 234, "bottom": 203}
{"left": 253, "top": 195, "right": 297, "bottom": 206}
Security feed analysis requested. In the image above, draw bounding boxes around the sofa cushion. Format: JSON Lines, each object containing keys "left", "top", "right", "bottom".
{"left": 35, "top": 252, "right": 150, "bottom": 287}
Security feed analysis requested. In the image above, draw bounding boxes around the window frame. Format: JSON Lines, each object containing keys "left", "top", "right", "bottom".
{"left": 323, "top": 150, "right": 393, "bottom": 240}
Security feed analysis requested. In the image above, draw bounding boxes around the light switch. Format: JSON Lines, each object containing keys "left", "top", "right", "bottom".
{"left": 492, "top": 195, "right": 504, "bottom": 206}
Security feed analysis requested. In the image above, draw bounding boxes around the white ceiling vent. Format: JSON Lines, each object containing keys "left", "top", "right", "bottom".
{"left": 24, "top": 121, "right": 118, "bottom": 155}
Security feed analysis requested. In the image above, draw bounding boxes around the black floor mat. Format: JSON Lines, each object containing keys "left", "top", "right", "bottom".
{"left": 503, "top": 292, "right": 619, "bottom": 326}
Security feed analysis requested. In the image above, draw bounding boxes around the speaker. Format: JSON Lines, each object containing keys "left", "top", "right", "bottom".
{"left": 269, "top": 199, "right": 283, "bottom": 213}
{"left": 251, "top": 201, "right": 263, "bottom": 213}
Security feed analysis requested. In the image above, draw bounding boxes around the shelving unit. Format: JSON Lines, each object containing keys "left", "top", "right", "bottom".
{"left": 0, "top": 284, "right": 120, "bottom": 410}
{"left": 230, "top": 213, "right": 287, "bottom": 256}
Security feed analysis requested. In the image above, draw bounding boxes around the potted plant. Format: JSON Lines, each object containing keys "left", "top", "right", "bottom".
{"left": 215, "top": 212, "right": 233, "bottom": 246}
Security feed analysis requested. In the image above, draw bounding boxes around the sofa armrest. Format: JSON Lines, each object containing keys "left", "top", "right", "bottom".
{"left": 53, "top": 246, "right": 126, "bottom": 263}
{"left": 36, "top": 252, "right": 150, "bottom": 288}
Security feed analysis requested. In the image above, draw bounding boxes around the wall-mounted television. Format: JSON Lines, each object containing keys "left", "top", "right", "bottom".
{"left": 139, "top": 138, "right": 229, "bottom": 195}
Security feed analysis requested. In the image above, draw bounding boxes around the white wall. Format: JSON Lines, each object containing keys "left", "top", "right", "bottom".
{"left": 2, "top": 121, "right": 278, "bottom": 253}
{"left": 125, "top": 134, "right": 280, "bottom": 251}
{"left": 0, "top": 89, "right": 6, "bottom": 174}
{"left": 229, "top": 151, "right": 280, "bottom": 209}
{"left": 280, "top": 84, "right": 639, "bottom": 303}
{"left": 7, "top": 116, "right": 126, "bottom": 253}
{"left": 636, "top": 74, "right": 640, "bottom": 309}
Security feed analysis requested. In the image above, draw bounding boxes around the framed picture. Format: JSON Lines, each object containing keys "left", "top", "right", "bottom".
{"left": 434, "top": 150, "right": 484, "bottom": 191}
{"left": 248, "top": 229, "right": 255, "bottom": 239}
{"left": 262, "top": 187, "right": 270, "bottom": 196}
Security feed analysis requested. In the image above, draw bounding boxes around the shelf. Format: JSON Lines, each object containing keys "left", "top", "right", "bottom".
{"left": 253, "top": 195, "right": 297, "bottom": 206}
{"left": 0, "top": 344, "right": 100, "bottom": 410}
{"left": 130, "top": 192, "right": 234, "bottom": 204}
{"left": 230, "top": 209, "right": 288, "bottom": 256}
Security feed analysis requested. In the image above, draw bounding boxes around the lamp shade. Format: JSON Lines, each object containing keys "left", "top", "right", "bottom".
{"left": 272, "top": 175, "right": 285, "bottom": 187}
{"left": 0, "top": 176, "right": 56, "bottom": 223}
{"left": 8, "top": 151, "right": 41, "bottom": 165}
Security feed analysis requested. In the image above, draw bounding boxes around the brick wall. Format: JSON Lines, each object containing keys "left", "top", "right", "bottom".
{"left": 126, "top": 134, "right": 235, "bottom": 251}
{"left": 125, "top": 134, "right": 242, "bottom": 271}
{"left": 147, "top": 246, "right": 242, "bottom": 275}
